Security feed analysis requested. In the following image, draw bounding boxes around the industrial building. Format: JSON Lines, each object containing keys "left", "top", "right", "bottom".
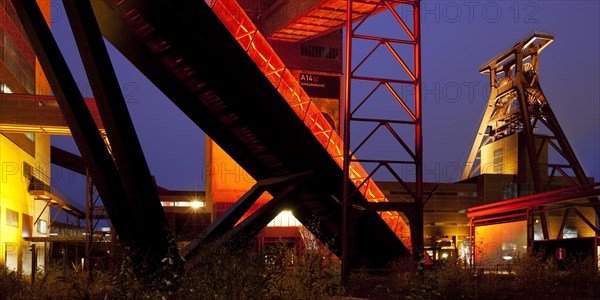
{"left": 0, "top": 0, "right": 597, "bottom": 276}
{"left": 201, "top": 1, "right": 599, "bottom": 266}
{"left": 0, "top": 0, "right": 54, "bottom": 274}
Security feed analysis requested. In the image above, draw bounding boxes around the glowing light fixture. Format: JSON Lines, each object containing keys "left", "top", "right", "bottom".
{"left": 267, "top": 210, "right": 301, "bottom": 227}
{"left": 190, "top": 201, "right": 205, "bottom": 209}
{"left": 1, "top": 83, "right": 13, "bottom": 93}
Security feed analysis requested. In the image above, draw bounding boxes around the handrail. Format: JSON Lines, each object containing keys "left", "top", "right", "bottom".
{"left": 28, "top": 175, "right": 86, "bottom": 213}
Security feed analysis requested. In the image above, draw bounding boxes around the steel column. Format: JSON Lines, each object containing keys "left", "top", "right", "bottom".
{"left": 341, "top": 0, "right": 353, "bottom": 284}
{"left": 413, "top": 0, "right": 424, "bottom": 265}
{"left": 10, "top": 0, "right": 134, "bottom": 243}
{"left": 342, "top": 1, "right": 423, "bottom": 280}
{"left": 62, "top": 0, "right": 174, "bottom": 264}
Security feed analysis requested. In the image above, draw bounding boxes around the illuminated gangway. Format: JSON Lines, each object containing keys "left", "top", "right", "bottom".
{"left": 0, "top": 93, "right": 103, "bottom": 135}
{"left": 260, "top": 0, "right": 399, "bottom": 41}
{"left": 210, "top": 0, "right": 411, "bottom": 247}
{"left": 94, "top": 0, "right": 410, "bottom": 267}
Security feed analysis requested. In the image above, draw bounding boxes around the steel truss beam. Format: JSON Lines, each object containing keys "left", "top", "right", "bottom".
{"left": 343, "top": 0, "right": 422, "bottom": 280}
{"left": 95, "top": 0, "right": 410, "bottom": 271}
{"left": 11, "top": 0, "right": 175, "bottom": 267}
{"left": 62, "top": 0, "right": 175, "bottom": 265}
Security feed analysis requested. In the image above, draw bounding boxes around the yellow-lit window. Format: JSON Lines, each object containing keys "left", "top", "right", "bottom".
{"left": 6, "top": 209, "right": 19, "bottom": 227}
{"left": 493, "top": 148, "right": 503, "bottom": 173}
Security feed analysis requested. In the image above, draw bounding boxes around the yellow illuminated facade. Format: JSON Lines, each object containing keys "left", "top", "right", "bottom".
{"left": 1, "top": 0, "right": 52, "bottom": 273}
{"left": 0, "top": 134, "right": 51, "bottom": 273}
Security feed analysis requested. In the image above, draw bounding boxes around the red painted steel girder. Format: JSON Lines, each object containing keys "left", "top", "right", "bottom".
{"left": 468, "top": 182, "right": 600, "bottom": 219}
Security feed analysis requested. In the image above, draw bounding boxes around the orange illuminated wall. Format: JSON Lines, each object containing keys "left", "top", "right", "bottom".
{"left": 474, "top": 221, "right": 527, "bottom": 268}
{"left": 35, "top": 0, "right": 51, "bottom": 96}
{"left": 205, "top": 71, "right": 340, "bottom": 220}
{"left": 206, "top": 136, "right": 271, "bottom": 220}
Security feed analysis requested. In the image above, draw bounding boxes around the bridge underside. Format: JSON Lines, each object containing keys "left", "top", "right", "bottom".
{"left": 7, "top": 0, "right": 410, "bottom": 269}
{"left": 92, "top": 0, "right": 409, "bottom": 268}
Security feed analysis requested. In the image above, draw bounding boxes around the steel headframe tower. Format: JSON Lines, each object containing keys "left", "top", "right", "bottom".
{"left": 463, "top": 32, "right": 600, "bottom": 244}
{"left": 342, "top": 0, "right": 422, "bottom": 279}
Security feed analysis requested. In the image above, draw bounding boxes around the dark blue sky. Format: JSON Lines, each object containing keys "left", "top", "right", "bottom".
{"left": 49, "top": 1, "right": 599, "bottom": 196}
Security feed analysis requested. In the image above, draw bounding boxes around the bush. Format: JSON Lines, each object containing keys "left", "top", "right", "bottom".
{"left": 180, "top": 242, "right": 345, "bottom": 299}
{"left": 514, "top": 251, "right": 600, "bottom": 299}
{"left": 264, "top": 246, "right": 344, "bottom": 299}
{"left": 0, "top": 266, "right": 30, "bottom": 300}
{"left": 424, "top": 256, "right": 475, "bottom": 299}
{"left": 180, "top": 244, "right": 267, "bottom": 299}
{"left": 3, "top": 244, "right": 597, "bottom": 299}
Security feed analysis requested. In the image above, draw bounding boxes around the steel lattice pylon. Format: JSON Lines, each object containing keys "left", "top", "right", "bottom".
{"left": 342, "top": 0, "right": 423, "bottom": 279}
{"left": 463, "top": 32, "right": 600, "bottom": 251}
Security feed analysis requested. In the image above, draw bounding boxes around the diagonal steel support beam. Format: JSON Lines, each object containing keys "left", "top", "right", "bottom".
{"left": 33, "top": 199, "right": 52, "bottom": 227}
{"left": 217, "top": 184, "right": 300, "bottom": 245}
{"left": 183, "top": 193, "right": 293, "bottom": 272}
{"left": 181, "top": 184, "right": 266, "bottom": 257}
{"left": 556, "top": 208, "right": 570, "bottom": 239}
{"left": 62, "top": 0, "right": 174, "bottom": 263}
{"left": 10, "top": 0, "right": 136, "bottom": 246}
{"left": 51, "top": 146, "right": 86, "bottom": 174}
{"left": 571, "top": 208, "right": 600, "bottom": 236}
{"left": 181, "top": 171, "right": 313, "bottom": 262}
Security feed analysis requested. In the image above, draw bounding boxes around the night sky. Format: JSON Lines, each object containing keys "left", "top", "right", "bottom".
{"left": 49, "top": 1, "right": 599, "bottom": 199}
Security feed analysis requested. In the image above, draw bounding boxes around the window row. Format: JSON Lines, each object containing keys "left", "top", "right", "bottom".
{"left": 3, "top": 208, "right": 47, "bottom": 235}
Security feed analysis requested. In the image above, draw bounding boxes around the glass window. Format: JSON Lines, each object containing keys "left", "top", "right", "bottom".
{"left": 6, "top": 209, "right": 19, "bottom": 227}
{"left": 493, "top": 148, "right": 503, "bottom": 173}
{"left": 23, "top": 162, "right": 33, "bottom": 179}
{"left": 37, "top": 220, "right": 47, "bottom": 234}
{"left": 562, "top": 227, "right": 577, "bottom": 239}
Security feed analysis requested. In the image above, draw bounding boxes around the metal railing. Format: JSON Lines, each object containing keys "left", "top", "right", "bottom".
{"left": 28, "top": 174, "right": 86, "bottom": 213}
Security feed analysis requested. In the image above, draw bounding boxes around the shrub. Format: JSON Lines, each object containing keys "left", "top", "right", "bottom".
{"left": 264, "top": 246, "right": 344, "bottom": 299}
{"left": 513, "top": 250, "right": 600, "bottom": 299}
{"left": 0, "top": 266, "right": 30, "bottom": 300}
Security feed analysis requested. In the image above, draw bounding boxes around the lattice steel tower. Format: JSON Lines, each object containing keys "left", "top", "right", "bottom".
{"left": 463, "top": 32, "right": 599, "bottom": 240}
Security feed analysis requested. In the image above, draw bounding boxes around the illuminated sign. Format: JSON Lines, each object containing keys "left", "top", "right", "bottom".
{"left": 299, "top": 73, "right": 340, "bottom": 99}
